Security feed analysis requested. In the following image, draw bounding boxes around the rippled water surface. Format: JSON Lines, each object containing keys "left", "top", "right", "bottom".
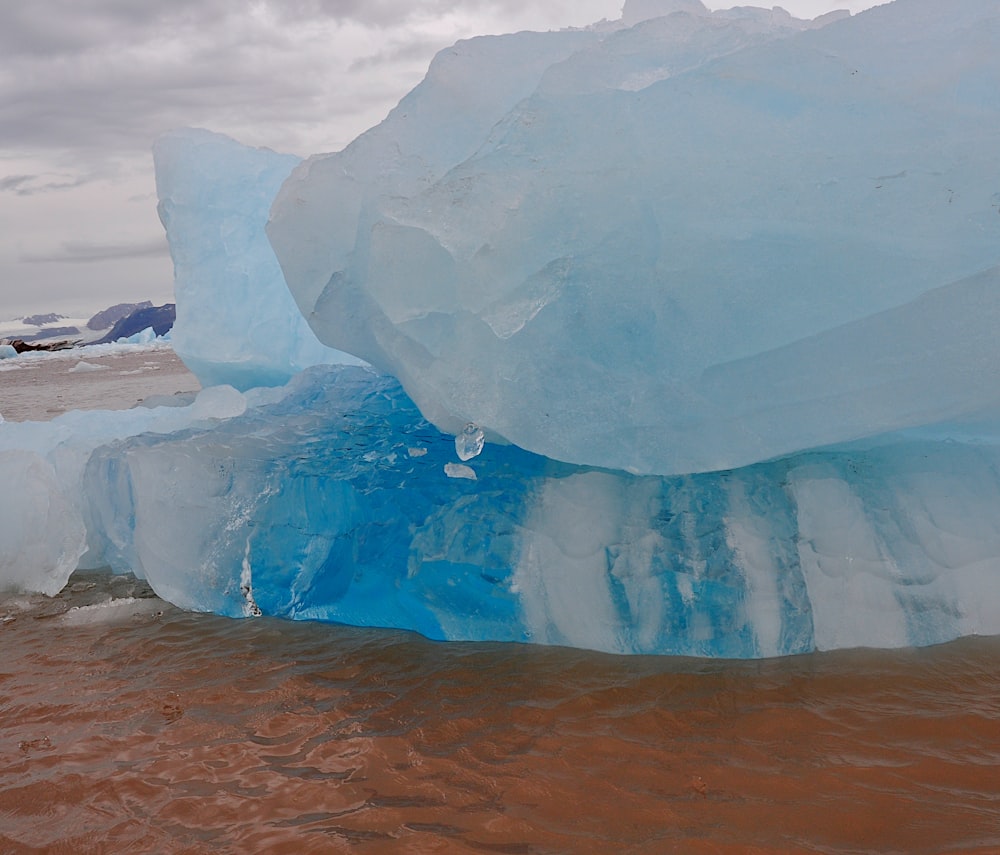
{"left": 2, "top": 572, "right": 999, "bottom": 854}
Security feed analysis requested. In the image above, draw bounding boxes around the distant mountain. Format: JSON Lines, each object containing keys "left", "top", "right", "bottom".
{"left": 93, "top": 303, "right": 176, "bottom": 345}
{"left": 87, "top": 301, "right": 153, "bottom": 331}
{"left": 22, "top": 312, "right": 66, "bottom": 326}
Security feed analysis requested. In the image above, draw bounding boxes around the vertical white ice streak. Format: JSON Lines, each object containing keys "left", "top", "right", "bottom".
{"left": 514, "top": 472, "right": 624, "bottom": 652}
{"left": 240, "top": 538, "right": 262, "bottom": 617}
{"left": 789, "top": 467, "right": 906, "bottom": 651}
{"left": 724, "top": 479, "right": 782, "bottom": 659}
{"left": 513, "top": 472, "right": 664, "bottom": 653}
{"left": 891, "top": 464, "right": 1000, "bottom": 642}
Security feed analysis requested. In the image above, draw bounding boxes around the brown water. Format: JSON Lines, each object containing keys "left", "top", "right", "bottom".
{"left": 0, "top": 346, "right": 200, "bottom": 422}
{"left": 2, "top": 573, "right": 998, "bottom": 854}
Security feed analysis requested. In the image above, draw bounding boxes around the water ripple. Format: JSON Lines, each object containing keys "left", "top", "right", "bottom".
{"left": 1, "top": 572, "right": 999, "bottom": 853}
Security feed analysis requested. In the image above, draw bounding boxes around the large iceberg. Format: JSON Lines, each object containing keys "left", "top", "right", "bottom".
{"left": 4, "top": 0, "right": 1000, "bottom": 659}
{"left": 269, "top": 0, "right": 1000, "bottom": 475}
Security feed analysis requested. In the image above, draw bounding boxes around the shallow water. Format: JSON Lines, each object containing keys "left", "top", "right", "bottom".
{"left": 2, "top": 573, "right": 998, "bottom": 854}
{"left": 0, "top": 345, "right": 199, "bottom": 422}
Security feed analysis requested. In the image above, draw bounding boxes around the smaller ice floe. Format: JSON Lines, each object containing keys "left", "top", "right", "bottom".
{"left": 0, "top": 344, "right": 17, "bottom": 360}
{"left": 188, "top": 384, "right": 247, "bottom": 420}
{"left": 113, "top": 327, "right": 160, "bottom": 346}
{"left": 0, "top": 382, "right": 266, "bottom": 597}
{"left": 154, "top": 128, "right": 363, "bottom": 391}
{"left": 444, "top": 462, "right": 477, "bottom": 480}
{"left": 69, "top": 361, "right": 109, "bottom": 373}
{"left": 60, "top": 596, "right": 165, "bottom": 626}
{"left": 136, "top": 392, "right": 198, "bottom": 410}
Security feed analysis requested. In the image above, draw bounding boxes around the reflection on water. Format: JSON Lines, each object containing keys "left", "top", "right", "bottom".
{"left": 2, "top": 571, "right": 999, "bottom": 854}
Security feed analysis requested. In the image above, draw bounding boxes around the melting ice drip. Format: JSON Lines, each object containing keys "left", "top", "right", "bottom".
{"left": 455, "top": 424, "right": 485, "bottom": 461}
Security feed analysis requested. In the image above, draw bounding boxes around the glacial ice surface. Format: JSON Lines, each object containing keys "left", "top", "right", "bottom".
{"left": 269, "top": 0, "right": 1000, "bottom": 475}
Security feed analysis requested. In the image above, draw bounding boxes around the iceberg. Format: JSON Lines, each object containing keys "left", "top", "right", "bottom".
{"left": 154, "top": 128, "right": 362, "bottom": 391}
{"left": 4, "top": 0, "right": 1000, "bottom": 659}
{"left": 269, "top": 0, "right": 1000, "bottom": 475}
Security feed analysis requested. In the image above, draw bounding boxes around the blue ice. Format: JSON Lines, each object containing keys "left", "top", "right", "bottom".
{"left": 79, "top": 366, "right": 1000, "bottom": 657}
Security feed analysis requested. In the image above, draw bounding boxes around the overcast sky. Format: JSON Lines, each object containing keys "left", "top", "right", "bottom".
{"left": 0, "top": 0, "right": 878, "bottom": 320}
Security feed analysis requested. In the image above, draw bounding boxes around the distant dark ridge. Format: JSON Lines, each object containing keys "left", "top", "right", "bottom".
{"left": 87, "top": 301, "right": 153, "bottom": 331}
{"left": 93, "top": 303, "right": 175, "bottom": 345}
{"left": 22, "top": 313, "right": 65, "bottom": 326}
{"left": 3, "top": 338, "right": 76, "bottom": 353}
{"left": 21, "top": 325, "right": 81, "bottom": 342}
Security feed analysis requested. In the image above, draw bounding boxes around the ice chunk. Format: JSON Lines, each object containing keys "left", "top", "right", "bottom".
{"left": 269, "top": 0, "right": 1000, "bottom": 475}
{"left": 0, "top": 451, "right": 86, "bottom": 595}
{"left": 154, "top": 128, "right": 361, "bottom": 391}
{"left": 0, "top": 344, "right": 17, "bottom": 360}
{"left": 444, "top": 462, "right": 477, "bottom": 480}
{"left": 188, "top": 384, "right": 247, "bottom": 421}
{"left": 69, "top": 361, "right": 108, "bottom": 373}
{"left": 455, "top": 423, "right": 485, "bottom": 461}
{"left": 60, "top": 596, "right": 164, "bottom": 627}
{"left": 0, "top": 384, "right": 274, "bottom": 596}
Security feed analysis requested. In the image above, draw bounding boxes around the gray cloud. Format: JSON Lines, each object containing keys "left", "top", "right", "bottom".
{"left": 349, "top": 36, "right": 454, "bottom": 72}
{"left": 0, "top": 0, "right": 588, "bottom": 159}
{"left": 0, "top": 2, "right": 230, "bottom": 58}
{"left": 21, "top": 238, "right": 169, "bottom": 264}
{"left": 0, "top": 6, "right": 335, "bottom": 159}
{"left": 0, "top": 172, "right": 94, "bottom": 195}
{"left": 0, "top": 175, "right": 34, "bottom": 193}
{"left": 0, "top": 1, "right": 629, "bottom": 134}
{"left": 0, "top": 13, "right": 320, "bottom": 157}
{"left": 265, "top": 0, "right": 548, "bottom": 29}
